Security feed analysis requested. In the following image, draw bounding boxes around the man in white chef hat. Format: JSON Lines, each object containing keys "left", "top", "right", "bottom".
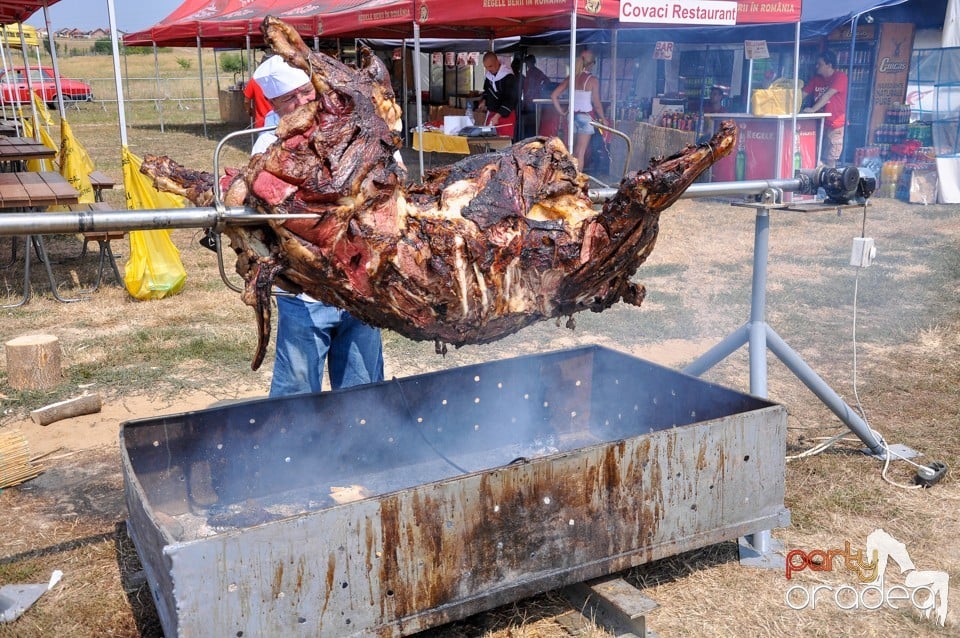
{"left": 248, "top": 53, "right": 385, "bottom": 397}
{"left": 251, "top": 55, "right": 316, "bottom": 155}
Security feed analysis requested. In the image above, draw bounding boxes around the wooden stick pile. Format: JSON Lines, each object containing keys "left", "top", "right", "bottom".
{"left": 0, "top": 429, "right": 43, "bottom": 489}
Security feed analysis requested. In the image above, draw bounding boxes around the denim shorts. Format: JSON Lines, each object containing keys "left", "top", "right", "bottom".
{"left": 574, "top": 112, "right": 595, "bottom": 135}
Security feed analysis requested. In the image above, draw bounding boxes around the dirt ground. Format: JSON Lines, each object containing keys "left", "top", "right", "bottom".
{"left": 1, "top": 146, "right": 959, "bottom": 637}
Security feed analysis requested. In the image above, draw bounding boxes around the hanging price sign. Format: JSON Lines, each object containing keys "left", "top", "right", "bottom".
{"left": 744, "top": 40, "right": 769, "bottom": 60}
{"left": 653, "top": 41, "right": 674, "bottom": 60}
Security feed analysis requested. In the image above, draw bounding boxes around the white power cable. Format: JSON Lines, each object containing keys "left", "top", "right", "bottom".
{"left": 787, "top": 204, "right": 928, "bottom": 489}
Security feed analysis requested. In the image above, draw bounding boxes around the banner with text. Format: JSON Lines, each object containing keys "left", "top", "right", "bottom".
{"left": 735, "top": 0, "right": 801, "bottom": 24}
{"left": 621, "top": 0, "right": 737, "bottom": 24}
{"left": 620, "top": 0, "right": 800, "bottom": 25}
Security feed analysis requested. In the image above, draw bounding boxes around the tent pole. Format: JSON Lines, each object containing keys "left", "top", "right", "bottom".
{"left": 106, "top": 0, "right": 127, "bottom": 147}
{"left": 567, "top": 8, "right": 577, "bottom": 150}
{"left": 42, "top": 1, "right": 67, "bottom": 119}
{"left": 214, "top": 50, "right": 221, "bottom": 95}
{"left": 122, "top": 37, "right": 131, "bottom": 108}
{"left": 33, "top": 43, "right": 51, "bottom": 135}
{"left": 610, "top": 27, "right": 618, "bottom": 123}
{"left": 791, "top": 21, "right": 800, "bottom": 170}
{"left": 18, "top": 27, "right": 41, "bottom": 142}
{"left": 413, "top": 22, "right": 424, "bottom": 181}
{"left": 246, "top": 34, "right": 255, "bottom": 146}
{"left": 197, "top": 35, "right": 208, "bottom": 138}
{"left": 153, "top": 42, "right": 164, "bottom": 133}
{"left": 0, "top": 35, "right": 20, "bottom": 134}
{"left": 401, "top": 38, "right": 409, "bottom": 148}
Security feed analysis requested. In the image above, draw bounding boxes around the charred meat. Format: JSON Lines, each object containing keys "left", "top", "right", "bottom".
{"left": 141, "top": 16, "right": 736, "bottom": 370}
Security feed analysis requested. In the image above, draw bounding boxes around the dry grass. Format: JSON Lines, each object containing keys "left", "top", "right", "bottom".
{"left": 1, "top": 48, "right": 959, "bottom": 638}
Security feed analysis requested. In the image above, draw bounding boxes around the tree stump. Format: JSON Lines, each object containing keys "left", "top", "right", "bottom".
{"left": 5, "top": 334, "right": 63, "bottom": 390}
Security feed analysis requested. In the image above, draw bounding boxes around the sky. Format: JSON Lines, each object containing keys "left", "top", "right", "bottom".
{"left": 25, "top": 0, "right": 186, "bottom": 33}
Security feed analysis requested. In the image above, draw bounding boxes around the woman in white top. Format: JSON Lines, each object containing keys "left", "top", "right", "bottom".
{"left": 550, "top": 49, "right": 608, "bottom": 170}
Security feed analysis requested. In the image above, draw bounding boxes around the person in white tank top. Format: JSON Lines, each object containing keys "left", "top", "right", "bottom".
{"left": 550, "top": 49, "right": 608, "bottom": 170}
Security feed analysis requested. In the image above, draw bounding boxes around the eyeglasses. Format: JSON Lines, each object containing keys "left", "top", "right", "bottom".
{"left": 273, "top": 84, "right": 315, "bottom": 108}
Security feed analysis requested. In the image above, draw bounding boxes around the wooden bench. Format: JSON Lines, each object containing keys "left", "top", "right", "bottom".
{"left": 67, "top": 202, "right": 124, "bottom": 291}
{"left": 87, "top": 170, "right": 116, "bottom": 203}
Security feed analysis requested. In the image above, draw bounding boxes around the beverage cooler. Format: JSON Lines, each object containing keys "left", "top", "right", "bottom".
{"left": 824, "top": 22, "right": 915, "bottom": 163}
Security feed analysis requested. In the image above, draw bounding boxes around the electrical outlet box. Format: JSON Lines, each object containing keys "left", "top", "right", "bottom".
{"left": 850, "top": 237, "right": 876, "bottom": 268}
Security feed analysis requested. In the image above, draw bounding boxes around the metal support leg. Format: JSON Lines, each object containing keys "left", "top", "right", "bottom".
{"left": 1, "top": 235, "right": 83, "bottom": 307}
{"left": 32, "top": 236, "right": 82, "bottom": 303}
{"left": 682, "top": 202, "right": 896, "bottom": 568}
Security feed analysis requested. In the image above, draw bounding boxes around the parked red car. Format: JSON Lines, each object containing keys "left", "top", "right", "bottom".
{"left": 0, "top": 66, "right": 93, "bottom": 106}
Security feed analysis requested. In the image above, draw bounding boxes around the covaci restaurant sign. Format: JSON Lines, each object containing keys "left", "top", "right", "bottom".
{"left": 620, "top": 0, "right": 737, "bottom": 25}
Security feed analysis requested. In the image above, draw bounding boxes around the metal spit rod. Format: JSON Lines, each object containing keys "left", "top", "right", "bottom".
{"left": 0, "top": 178, "right": 809, "bottom": 237}
{"left": 0, "top": 207, "right": 324, "bottom": 237}
{"left": 589, "top": 177, "right": 804, "bottom": 203}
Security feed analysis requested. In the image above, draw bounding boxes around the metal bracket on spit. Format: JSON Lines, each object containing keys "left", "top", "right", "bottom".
{"left": 209, "top": 125, "right": 312, "bottom": 296}
{"left": 590, "top": 120, "right": 632, "bottom": 184}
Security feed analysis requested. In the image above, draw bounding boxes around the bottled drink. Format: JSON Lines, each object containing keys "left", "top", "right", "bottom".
{"left": 735, "top": 135, "right": 746, "bottom": 181}
{"left": 465, "top": 100, "right": 474, "bottom": 122}
{"left": 793, "top": 132, "right": 802, "bottom": 173}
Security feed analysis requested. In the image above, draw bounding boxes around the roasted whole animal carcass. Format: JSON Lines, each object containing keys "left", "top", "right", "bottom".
{"left": 141, "top": 16, "right": 737, "bottom": 370}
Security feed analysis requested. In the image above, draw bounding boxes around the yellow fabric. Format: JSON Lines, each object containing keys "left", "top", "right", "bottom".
{"left": 18, "top": 117, "right": 57, "bottom": 173}
{"left": 58, "top": 119, "right": 95, "bottom": 204}
{"left": 411, "top": 131, "right": 471, "bottom": 154}
{"left": 751, "top": 79, "right": 804, "bottom": 116}
{"left": 32, "top": 92, "right": 53, "bottom": 127}
{"left": 121, "top": 145, "right": 187, "bottom": 300}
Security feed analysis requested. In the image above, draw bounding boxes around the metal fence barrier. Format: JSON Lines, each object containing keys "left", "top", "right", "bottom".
{"left": 83, "top": 75, "right": 223, "bottom": 110}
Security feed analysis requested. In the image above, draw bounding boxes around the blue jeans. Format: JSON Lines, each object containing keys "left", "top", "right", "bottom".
{"left": 269, "top": 295, "right": 384, "bottom": 396}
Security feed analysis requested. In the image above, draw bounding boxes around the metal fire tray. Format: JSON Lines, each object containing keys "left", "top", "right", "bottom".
{"left": 121, "top": 345, "right": 789, "bottom": 637}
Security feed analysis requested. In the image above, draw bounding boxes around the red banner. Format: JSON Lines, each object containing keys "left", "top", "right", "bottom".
{"left": 735, "top": 0, "right": 801, "bottom": 24}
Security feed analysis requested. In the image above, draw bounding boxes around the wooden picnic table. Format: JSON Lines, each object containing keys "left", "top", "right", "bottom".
{"left": 0, "top": 171, "right": 79, "bottom": 208}
{"left": 0, "top": 171, "right": 81, "bottom": 307}
{"left": 0, "top": 136, "right": 56, "bottom": 171}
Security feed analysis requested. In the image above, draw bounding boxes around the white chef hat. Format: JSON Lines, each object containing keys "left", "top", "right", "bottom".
{"left": 253, "top": 55, "right": 310, "bottom": 99}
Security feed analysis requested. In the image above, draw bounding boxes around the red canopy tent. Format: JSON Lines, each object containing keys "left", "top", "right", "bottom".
{"left": 122, "top": 0, "right": 269, "bottom": 48}
{"left": 0, "top": 0, "right": 62, "bottom": 24}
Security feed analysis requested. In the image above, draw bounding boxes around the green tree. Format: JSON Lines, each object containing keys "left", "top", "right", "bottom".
{"left": 93, "top": 38, "right": 113, "bottom": 55}
{"left": 219, "top": 52, "right": 248, "bottom": 74}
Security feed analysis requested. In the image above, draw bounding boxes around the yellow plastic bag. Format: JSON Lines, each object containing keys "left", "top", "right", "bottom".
{"left": 18, "top": 116, "right": 57, "bottom": 173}
{"left": 121, "top": 146, "right": 187, "bottom": 300}
{"left": 751, "top": 78, "right": 804, "bottom": 115}
{"left": 124, "top": 228, "right": 187, "bottom": 300}
{"left": 58, "top": 119, "right": 95, "bottom": 204}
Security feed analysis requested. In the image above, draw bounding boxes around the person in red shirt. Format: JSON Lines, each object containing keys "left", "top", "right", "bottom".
{"left": 243, "top": 75, "right": 272, "bottom": 128}
{"left": 802, "top": 50, "right": 848, "bottom": 167}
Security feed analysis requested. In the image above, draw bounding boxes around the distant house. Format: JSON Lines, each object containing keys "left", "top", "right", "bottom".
{"left": 88, "top": 28, "right": 110, "bottom": 39}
